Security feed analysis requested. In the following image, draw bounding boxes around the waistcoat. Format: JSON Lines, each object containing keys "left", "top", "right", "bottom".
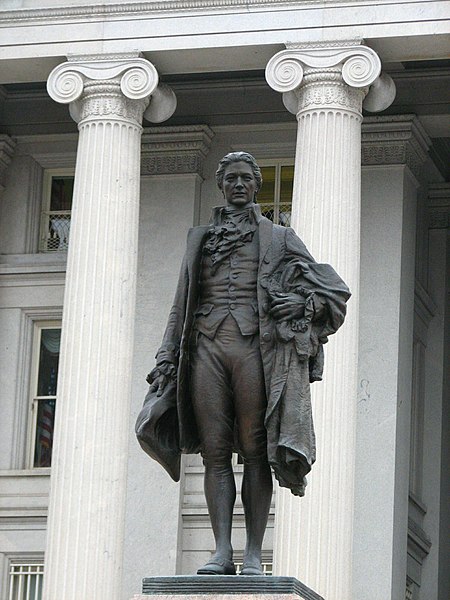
{"left": 195, "top": 228, "right": 259, "bottom": 338}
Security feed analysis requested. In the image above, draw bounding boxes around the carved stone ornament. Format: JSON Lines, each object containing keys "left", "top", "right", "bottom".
{"left": 47, "top": 54, "right": 176, "bottom": 125}
{"left": 266, "top": 44, "right": 394, "bottom": 116}
{"left": 140, "top": 125, "right": 214, "bottom": 175}
{"left": 361, "top": 115, "right": 431, "bottom": 178}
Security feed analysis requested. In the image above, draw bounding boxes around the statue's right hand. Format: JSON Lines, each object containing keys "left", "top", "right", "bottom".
{"left": 146, "top": 361, "right": 177, "bottom": 397}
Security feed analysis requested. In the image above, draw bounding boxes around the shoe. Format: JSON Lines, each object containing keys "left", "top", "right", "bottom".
{"left": 240, "top": 561, "right": 264, "bottom": 576}
{"left": 197, "top": 558, "right": 236, "bottom": 575}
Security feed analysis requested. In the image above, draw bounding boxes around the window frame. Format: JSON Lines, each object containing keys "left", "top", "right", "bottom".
{"left": 39, "top": 168, "right": 75, "bottom": 253}
{"left": 26, "top": 320, "right": 62, "bottom": 470}
{"left": 257, "top": 158, "right": 295, "bottom": 226}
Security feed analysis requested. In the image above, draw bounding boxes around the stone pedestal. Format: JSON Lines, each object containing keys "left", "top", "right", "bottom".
{"left": 132, "top": 576, "right": 324, "bottom": 599}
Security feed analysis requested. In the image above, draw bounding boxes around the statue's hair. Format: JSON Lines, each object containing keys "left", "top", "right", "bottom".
{"left": 215, "top": 151, "right": 263, "bottom": 195}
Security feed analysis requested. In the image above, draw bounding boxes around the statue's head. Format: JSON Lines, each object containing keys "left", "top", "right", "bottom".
{"left": 215, "top": 152, "right": 263, "bottom": 203}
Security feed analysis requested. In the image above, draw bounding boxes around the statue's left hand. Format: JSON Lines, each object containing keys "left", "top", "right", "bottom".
{"left": 270, "top": 292, "right": 306, "bottom": 321}
{"left": 146, "top": 361, "right": 177, "bottom": 396}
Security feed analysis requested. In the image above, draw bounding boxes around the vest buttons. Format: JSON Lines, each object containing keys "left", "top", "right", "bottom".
{"left": 231, "top": 273, "right": 238, "bottom": 279}
{"left": 229, "top": 285, "right": 236, "bottom": 292}
{"left": 263, "top": 256, "right": 270, "bottom": 264}
{"left": 262, "top": 332, "right": 271, "bottom": 342}
{"left": 230, "top": 303, "right": 236, "bottom": 310}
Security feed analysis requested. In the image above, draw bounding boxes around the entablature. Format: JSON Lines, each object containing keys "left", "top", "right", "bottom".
{"left": 0, "top": 1, "right": 448, "bottom": 84}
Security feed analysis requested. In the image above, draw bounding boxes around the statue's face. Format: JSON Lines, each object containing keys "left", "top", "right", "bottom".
{"left": 222, "top": 161, "right": 257, "bottom": 208}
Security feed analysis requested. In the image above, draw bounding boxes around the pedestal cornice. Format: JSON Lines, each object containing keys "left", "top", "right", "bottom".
{"left": 140, "top": 125, "right": 214, "bottom": 175}
{"left": 361, "top": 115, "right": 431, "bottom": 178}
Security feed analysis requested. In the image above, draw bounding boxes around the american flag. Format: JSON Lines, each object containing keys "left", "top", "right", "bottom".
{"left": 35, "top": 367, "right": 57, "bottom": 467}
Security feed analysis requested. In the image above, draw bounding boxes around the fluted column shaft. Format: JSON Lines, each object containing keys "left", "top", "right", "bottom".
{"left": 266, "top": 44, "right": 390, "bottom": 599}
{"left": 44, "top": 55, "right": 175, "bottom": 600}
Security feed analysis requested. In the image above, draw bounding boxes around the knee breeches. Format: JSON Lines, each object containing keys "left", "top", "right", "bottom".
{"left": 190, "top": 315, "right": 268, "bottom": 464}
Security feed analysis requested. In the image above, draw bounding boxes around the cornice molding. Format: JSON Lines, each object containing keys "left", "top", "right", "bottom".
{"left": 428, "top": 182, "right": 450, "bottom": 229}
{"left": 0, "top": 134, "right": 16, "bottom": 193}
{"left": 361, "top": 115, "right": 430, "bottom": 177}
{"left": 0, "top": 0, "right": 413, "bottom": 24}
{"left": 140, "top": 125, "right": 214, "bottom": 175}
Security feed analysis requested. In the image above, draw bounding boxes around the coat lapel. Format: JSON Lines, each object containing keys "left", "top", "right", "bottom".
{"left": 258, "top": 216, "right": 273, "bottom": 267}
{"left": 186, "top": 226, "right": 208, "bottom": 281}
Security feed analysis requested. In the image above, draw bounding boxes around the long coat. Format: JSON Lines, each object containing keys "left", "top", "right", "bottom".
{"left": 136, "top": 214, "right": 350, "bottom": 495}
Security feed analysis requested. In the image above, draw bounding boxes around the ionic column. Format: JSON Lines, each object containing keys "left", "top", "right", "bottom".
{"left": 44, "top": 54, "right": 176, "bottom": 600}
{"left": 266, "top": 43, "right": 394, "bottom": 598}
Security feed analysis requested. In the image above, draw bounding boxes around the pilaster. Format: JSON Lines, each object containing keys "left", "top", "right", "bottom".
{"left": 356, "top": 115, "right": 430, "bottom": 600}
{"left": 43, "top": 54, "right": 176, "bottom": 600}
{"left": 266, "top": 41, "right": 394, "bottom": 600}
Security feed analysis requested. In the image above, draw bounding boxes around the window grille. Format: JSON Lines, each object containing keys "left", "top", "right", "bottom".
{"left": 40, "top": 172, "right": 74, "bottom": 252}
{"left": 234, "top": 562, "right": 273, "bottom": 576}
{"left": 40, "top": 211, "right": 71, "bottom": 251}
{"left": 29, "top": 323, "right": 61, "bottom": 468}
{"left": 258, "top": 161, "right": 294, "bottom": 227}
{"left": 9, "top": 563, "right": 44, "bottom": 600}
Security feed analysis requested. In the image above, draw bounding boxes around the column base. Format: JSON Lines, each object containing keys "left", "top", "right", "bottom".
{"left": 133, "top": 576, "right": 324, "bottom": 599}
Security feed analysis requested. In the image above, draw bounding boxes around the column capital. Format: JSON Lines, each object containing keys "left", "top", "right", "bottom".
{"left": 266, "top": 43, "right": 381, "bottom": 92}
{"left": 265, "top": 42, "right": 395, "bottom": 115}
{"left": 47, "top": 53, "right": 176, "bottom": 125}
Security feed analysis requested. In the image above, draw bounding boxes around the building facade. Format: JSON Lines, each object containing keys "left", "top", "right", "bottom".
{"left": 0, "top": 2, "right": 449, "bottom": 600}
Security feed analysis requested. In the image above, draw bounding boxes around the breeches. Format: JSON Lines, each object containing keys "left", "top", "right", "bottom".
{"left": 190, "top": 315, "right": 268, "bottom": 464}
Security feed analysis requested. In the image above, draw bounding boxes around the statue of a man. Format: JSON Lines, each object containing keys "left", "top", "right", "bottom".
{"left": 136, "top": 152, "right": 350, "bottom": 576}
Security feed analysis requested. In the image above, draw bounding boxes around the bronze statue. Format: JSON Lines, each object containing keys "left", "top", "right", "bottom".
{"left": 136, "top": 152, "right": 350, "bottom": 576}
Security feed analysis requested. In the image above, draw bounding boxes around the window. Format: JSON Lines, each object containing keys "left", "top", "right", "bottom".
{"left": 258, "top": 160, "right": 294, "bottom": 226}
{"left": 28, "top": 322, "right": 61, "bottom": 468}
{"left": 9, "top": 562, "right": 44, "bottom": 600}
{"left": 40, "top": 169, "right": 74, "bottom": 252}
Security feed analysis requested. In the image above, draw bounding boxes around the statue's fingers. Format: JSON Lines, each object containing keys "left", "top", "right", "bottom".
{"left": 156, "top": 375, "right": 167, "bottom": 397}
{"left": 271, "top": 298, "right": 289, "bottom": 308}
{"left": 149, "top": 381, "right": 158, "bottom": 393}
{"left": 271, "top": 308, "right": 288, "bottom": 320}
